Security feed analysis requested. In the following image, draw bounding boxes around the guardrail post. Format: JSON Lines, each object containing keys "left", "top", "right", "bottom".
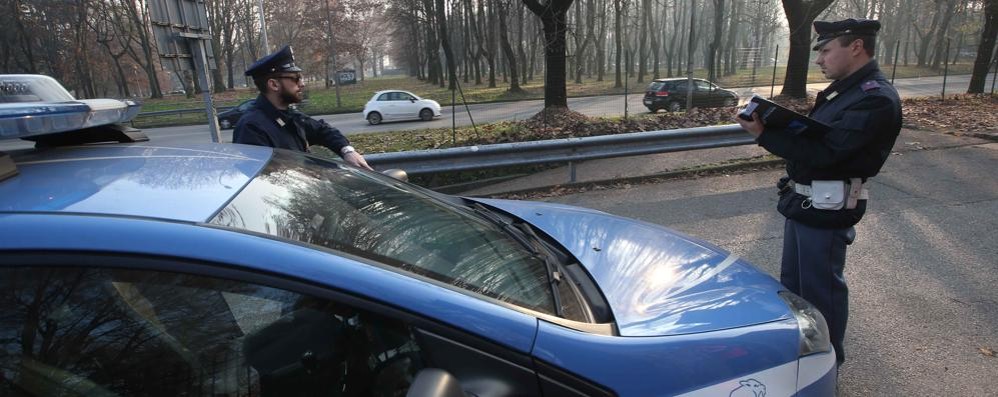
{"left": 569, "top": 147, "right": 578, "bottom": 183}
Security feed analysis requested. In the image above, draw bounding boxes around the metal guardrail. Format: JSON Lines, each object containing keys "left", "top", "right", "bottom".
{"left": 365, "top": 124, "right": 755, "bottom": 177}
{"left": 136, "top": 107, "right": 234, "bottom": 118}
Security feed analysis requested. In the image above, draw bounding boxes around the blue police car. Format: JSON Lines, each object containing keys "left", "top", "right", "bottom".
{"left": 0, "top": 75, "right": 836, "bottom": 396}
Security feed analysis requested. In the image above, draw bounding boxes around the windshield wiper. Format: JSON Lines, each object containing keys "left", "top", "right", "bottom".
{"left": 469, "top": 203, "right": 564, "bottom": 317}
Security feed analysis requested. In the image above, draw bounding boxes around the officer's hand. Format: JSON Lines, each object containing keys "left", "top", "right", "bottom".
{"left": 735, "top": 112, "right": 764, "bottom": 138}
{"left": 344, "top": 151, "right": 374, "bottom": 171}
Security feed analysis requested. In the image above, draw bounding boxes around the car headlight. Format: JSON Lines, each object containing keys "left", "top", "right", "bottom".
{"left": 778, "top": 291, "right": 832, "bottom": 356}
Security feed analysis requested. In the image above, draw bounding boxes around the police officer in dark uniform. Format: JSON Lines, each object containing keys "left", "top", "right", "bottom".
{"left": 234, "top": 45, "right": 372, "bottom": 170}
{"left": 735, "top": 19, "right": 902, "bottom": 366}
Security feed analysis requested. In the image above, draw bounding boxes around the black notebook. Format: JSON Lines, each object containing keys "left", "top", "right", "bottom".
{"left": 738, "top": 95, "right": 831, "bottom": 135}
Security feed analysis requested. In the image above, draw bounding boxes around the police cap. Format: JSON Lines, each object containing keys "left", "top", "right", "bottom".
{"left": 812, "top": 19, "right": 880, "bottom": 50}
{"left": 244, "top": 45, "right": 303, "bottom": 77}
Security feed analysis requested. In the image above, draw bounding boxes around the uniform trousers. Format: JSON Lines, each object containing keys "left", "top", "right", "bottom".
{"left": 780, "top": 218, "right": 855, "bottom": 365}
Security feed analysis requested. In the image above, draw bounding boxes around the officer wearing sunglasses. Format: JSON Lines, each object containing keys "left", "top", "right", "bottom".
{"left": 234, "top": 45, "right": 372, "bottom": 170}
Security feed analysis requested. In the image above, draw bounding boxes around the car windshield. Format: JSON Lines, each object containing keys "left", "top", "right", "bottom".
{"left": 647, "top": 82, "right": 666, "bottom": 91}
{"left": 211, "top": 151, "right": 558, "bottom": 315}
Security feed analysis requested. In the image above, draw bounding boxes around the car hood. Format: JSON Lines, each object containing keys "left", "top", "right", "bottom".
{"left": 473, "top": 198, "right": 791, "bottom": 336}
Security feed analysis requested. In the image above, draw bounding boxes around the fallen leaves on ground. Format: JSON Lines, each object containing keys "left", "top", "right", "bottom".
{"left": 980, "top": 347, "right": 996, "bottom": 357}
{"left": 352, "top": 93, "right": 997, "bottom": 156}
{"left": 902, "top": 94, "right": 998, "bottom": 134}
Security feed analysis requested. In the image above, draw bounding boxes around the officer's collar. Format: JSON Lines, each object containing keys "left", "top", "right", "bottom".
{"left": 253, "top": 94, "right": 296, "bottom": 122}
{"left": 826, "top": 60, "right": 880, "bottom": 94}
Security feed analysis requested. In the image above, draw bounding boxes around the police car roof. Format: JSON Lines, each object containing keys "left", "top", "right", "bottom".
{"left": 0, "top": 143, "right": 272, "bottom": 222}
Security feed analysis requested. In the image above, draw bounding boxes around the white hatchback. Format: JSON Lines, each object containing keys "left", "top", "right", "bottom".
{"left": 363, "top": 90, "right": 442, "bottom": 125}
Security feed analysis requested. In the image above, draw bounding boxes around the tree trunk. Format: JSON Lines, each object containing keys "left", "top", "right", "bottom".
{"left": 524, "top": 0, "right": 575, "bottom": 108}
{"left": 486, "top": 0, "right": 498, "bottom": 87}
{"left": 915, "top": 2, "right": 942, "bottom": 67}
{"left": 707, "top": 0, "right": 724, "bottom": 81}
{"left": 497, "top": 0, "right": 523, "bottom": 92}
{"left": 437, "top": 0, "right": 459, "bottom": 90}
{"left": 780, "top": 0, "right": 834, "bottom": 98}
{"left": 595, "top": 0, "right": 608, "bottom": 81}
{"left": 637, "top": 0, "right": 650, "bottom": 82}
{"left": 724, "top": 0, "right": 740, "bottom": 75}
{"left": 517, "top": 2, "right": 529, "bottom": 82}
{"left": 613, "top": 0, "right": 622, "bottom": 87}
{"left": 930, "top": 0, "right": 956, "bottom": 70}
{"left": 969, "top": 0, "right": 998, "bottom": 93}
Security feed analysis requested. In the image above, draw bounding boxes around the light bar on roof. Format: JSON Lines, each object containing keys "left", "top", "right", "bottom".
{"left": 78, "top": 99, "right": 128, "bottom": 127}
{"left": 0, "top": 102, "right": 91, "bottom": 138}
{"left": 0, "top": 74, "right": 145, "bottom": 141}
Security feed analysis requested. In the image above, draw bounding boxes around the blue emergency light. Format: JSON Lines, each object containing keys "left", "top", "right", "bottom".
{"left": 0, "top": 75, "right": 142, "bottom": 140}
{"left": 1, "top": 75, "right": 148, "bottom": 181}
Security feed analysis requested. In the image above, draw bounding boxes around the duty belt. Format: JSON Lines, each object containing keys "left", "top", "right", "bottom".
{"left": 790, "top": 178, "right": 869, "bottom": 210}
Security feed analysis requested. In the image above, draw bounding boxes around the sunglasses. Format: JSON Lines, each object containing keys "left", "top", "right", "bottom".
{"left": 273, "top": 74, "right": 303, "bottom": 84}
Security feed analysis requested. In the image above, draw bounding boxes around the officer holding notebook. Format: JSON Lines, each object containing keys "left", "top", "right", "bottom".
{"left": 735, "top": 18, "right": 902, "bottom": 366}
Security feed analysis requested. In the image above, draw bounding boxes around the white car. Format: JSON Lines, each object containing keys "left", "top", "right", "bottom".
{"left": 363, "top": 90, "right": 441, "bottom": 125}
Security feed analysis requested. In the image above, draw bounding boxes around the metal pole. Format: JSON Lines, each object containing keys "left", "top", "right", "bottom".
{"left": 941, "top": 38, "right": 950, "bottom": 100}
{"left": 189, "top": 37, "right": 221, "bottom": 142}
{"left": 770, "top": 44, "right": 778, "bottom": 98}
{"left": 452, "top": 85, "right": 456, "bottom": 144}
{"left": 569, "top": 149, "right": 577, "bottom": 182}
{"left": 257, "top": 0, "right": 270, "bottom": 54}
{"left": 891, "top": 40, "right": 900, "bottom": 84}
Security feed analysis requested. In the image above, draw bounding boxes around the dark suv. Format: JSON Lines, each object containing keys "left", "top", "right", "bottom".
{"left": 643, "top": 78, "right": 739, "bottom": 112}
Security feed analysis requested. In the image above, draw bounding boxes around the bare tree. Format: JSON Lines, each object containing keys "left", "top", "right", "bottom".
{"left": 497, "top": 0, "right": 525, "bottom": 91}
{"left": 969, "top": 0, "right": 997, "bottom": 93}
{"left": 781, "top": 0, "right": 835, "bottom": 98}
{"left": 438, "top": 0, "right": 460, "bottom": 89}
{"left": 523, "top": 0, "right": 575, "bottom": 108}
{"left": 929, "top": 0, "right": 957, "bottom": 70}
{"left": 707, "top": 0, "right": 725, "bottom": 81}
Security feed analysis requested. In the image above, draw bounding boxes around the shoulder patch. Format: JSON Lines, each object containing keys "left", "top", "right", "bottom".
{"left": 861, "top": 80, "right": 881, "bottom": 92}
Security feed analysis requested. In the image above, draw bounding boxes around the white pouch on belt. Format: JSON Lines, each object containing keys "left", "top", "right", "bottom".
{"left": 809, "top": 180, "right": 846, "bottom": 210}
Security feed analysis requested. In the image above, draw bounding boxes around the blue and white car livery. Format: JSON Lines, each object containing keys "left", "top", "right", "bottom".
{"left": 0, "top": 75, "right": 835, "bottom": 396}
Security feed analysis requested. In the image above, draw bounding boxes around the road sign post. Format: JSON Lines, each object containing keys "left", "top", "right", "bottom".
{"left": 149, "top": 0, "right": 222, "bottom": 142}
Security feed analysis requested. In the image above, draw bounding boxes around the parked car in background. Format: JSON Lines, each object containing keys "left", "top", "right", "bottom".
{"left": 0, "top": 75, "right": 836, "bottom": 397}
{"left": 216, "top": 99, "right": 255, "bottom": 129}
{"left": 363, "top": 90, "right": 441, "bottom": 125}
{"left": 644, "top": 78, "right": 739, "bottom": 112}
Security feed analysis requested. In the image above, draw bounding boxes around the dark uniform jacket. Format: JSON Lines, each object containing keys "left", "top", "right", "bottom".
{"left": 757, "top": 61, "right": 902, "bottom": 228}
{"left": 233, "top": 95, "right": 350, "bottom": 154}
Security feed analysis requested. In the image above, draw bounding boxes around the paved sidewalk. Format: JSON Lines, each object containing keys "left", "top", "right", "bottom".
{"left": 460, "top": 128, "right": 996, "bottom": 196}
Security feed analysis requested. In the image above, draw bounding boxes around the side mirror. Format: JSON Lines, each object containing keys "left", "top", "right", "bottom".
{"left": 410, "top": 98, "right": 416, "bottom": 103}
{"left": 406, "top": 368, "right": 465, "bottom": 397}
{"left": 382, "top": 168, "right": 408, "bottom": 182}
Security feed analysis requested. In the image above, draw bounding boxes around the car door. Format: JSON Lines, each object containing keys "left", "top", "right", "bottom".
{"left": 694, "top": 80, "right": 715, "bottom": 107}
{"left": 671, "top": 81, "right": 691, "bottom": 109}
{"left": 376, "top": 92, "right": 397, "bottom": 120}
{"left": 0, "top": 253, "right": 550, "bottom": 397}
{"left": 396, "top": 92, "right": 419, "bottom": 120}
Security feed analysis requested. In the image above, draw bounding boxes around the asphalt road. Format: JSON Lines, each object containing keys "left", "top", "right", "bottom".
{"left": 0, "top": 74, "right": 990, "bottom": 153}
{"left": 539, "top": 139, "right": 998, "bottom": 395}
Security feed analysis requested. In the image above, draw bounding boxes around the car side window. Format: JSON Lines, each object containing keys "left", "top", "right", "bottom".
{"left": 378, "top": 93, "right": 391, "bottom": 101}
{"left": 399, "top": 93, "right": 413, "bottom": 101}
{"left": 0, "top": 266, "right": 423, "bottom": 397}
{"left": 695, "top": 81, "right": 712, "bottom": 91}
